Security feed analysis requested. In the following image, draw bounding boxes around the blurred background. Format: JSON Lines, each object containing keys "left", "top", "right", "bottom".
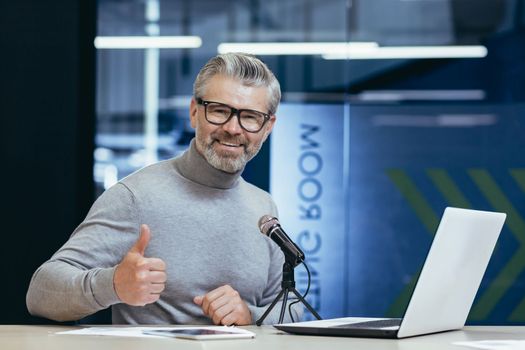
{"left": 1, "top": 0, "right": 524, "bottom": 324}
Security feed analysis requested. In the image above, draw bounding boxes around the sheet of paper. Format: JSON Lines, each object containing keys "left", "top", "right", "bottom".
{"left": 56, "top": 326, "right": 255, "bottom": 339}
{"left": 454, "top": 340, "right": 525, "bottom": 350}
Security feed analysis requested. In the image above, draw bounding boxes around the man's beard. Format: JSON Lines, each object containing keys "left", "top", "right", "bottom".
{"left": 196, "top": 131, "right": 264, "bottom": 173}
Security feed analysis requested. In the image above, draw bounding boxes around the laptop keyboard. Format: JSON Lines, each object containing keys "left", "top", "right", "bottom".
{"left": 335, "top": 319, "right": 402, "bottom": 329}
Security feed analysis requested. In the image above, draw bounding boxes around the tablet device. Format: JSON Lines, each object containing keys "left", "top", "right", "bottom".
{"left": 142, "top": 328, "right": 255, "bottom": 340}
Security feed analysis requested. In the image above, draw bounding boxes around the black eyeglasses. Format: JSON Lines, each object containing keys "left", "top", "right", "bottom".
{"left": 196, "top": 98, "right": 270, "bottom": 133}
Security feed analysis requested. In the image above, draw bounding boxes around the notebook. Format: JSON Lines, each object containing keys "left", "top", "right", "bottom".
{"left": 274, "top": 207, "right": 506, "bottom": 338}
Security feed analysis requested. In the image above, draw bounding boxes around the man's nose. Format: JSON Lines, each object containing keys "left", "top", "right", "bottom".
{"left": 221, "top": 113, "right": 243, "bottom": 135}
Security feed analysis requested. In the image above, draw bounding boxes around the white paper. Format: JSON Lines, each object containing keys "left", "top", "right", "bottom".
{"left": 454, "top": 340, "right": 525, "bottom": 350}
{"left": 56, "top": 326, "right": 255, "bottom": 339}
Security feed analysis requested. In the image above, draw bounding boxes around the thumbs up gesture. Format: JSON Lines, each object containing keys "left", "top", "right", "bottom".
{"left": 113, "top": 224, "right": 167, "bottom": 306}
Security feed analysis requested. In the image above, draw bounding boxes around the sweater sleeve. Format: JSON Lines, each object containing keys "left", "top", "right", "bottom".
{"left": 26, "top": 183, "right": 141, "bottom": 321}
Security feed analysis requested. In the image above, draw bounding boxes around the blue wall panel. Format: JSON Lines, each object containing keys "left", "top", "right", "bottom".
{"left": 270, "top": 103, "right": 347, "bottom": 319}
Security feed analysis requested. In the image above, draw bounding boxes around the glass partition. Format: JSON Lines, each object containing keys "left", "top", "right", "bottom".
{"left": 96, "top": 0, "right": 525, "bottom": 324}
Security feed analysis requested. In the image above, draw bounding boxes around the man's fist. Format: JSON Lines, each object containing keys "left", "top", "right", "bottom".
{"left": 113, "top": 224, "right": 167, "bottom": 306}
{"left": 194, "top": 285, "right": 252, "bottom": 326}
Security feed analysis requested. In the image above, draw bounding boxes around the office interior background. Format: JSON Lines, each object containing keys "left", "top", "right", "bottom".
{"left": 1, "top": 0, "right": 524, "bottom": 325}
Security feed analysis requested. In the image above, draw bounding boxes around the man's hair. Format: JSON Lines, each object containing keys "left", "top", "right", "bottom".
{"left": 193, "top": 53, "right": 281, "bottom": 115}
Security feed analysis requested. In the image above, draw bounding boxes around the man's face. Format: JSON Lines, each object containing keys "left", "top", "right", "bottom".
{"left": 189, "top": 74, "right": 276, "bottom": 173}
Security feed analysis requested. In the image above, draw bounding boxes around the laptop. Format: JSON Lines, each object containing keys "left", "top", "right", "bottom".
{"left": 274, "top": 207, "right": 506, "bottom": 338}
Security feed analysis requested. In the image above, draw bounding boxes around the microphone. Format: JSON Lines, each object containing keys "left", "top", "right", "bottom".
{"left": 258, "top": 215, "right": 305, "bottom": 266}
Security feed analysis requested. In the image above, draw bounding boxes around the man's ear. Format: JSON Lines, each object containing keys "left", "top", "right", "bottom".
{"left": 189, "top": 98, "right": 198, "bottom": 129}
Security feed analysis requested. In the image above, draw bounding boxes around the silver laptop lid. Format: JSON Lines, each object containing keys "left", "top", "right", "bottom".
{"left": 397, "top": 207, "right": 506, "bottom": 338}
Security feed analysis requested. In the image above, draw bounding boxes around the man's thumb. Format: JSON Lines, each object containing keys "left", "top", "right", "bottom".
{"left": 193, "top": 295, "right": 204, "bottom": 306}
{"left": 131, "top": 224, "right": 151, "bottom": 255}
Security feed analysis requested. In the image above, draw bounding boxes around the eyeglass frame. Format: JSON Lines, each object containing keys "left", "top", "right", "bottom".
{"left": 196, "top": 97, "right": 271, "bottom": 133}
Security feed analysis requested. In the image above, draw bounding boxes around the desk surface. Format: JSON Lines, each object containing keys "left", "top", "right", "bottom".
{"left": 1, "top": 325, "right": 525, "bottom": 350}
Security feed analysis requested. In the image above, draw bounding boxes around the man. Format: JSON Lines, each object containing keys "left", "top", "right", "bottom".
{"left": 27, "top": 53, "right": 295, "bottom": 325}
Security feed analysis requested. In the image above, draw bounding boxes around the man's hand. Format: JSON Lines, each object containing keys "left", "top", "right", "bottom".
{"left": 113, "top": 224, "right": 166, "bottom": 306}
{"left": 193, "top": 285, "right": 252, "bottom": 326}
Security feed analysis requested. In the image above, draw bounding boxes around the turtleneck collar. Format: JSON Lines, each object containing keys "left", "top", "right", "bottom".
{"left": 173, "top": 139, "right": 243, "bottom": 190}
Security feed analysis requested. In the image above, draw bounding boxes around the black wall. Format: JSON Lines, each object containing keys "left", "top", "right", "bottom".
{"left": 0, "top": 1, "right": 96, "bottom": 323}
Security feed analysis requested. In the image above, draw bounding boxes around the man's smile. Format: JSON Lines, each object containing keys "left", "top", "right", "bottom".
{"left": 218, "top": 141, "right": 242, "bottom": 147}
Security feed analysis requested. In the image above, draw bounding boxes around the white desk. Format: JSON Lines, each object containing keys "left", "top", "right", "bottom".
{"left": 1, "top": 326, "right": 524, "bottom": 350}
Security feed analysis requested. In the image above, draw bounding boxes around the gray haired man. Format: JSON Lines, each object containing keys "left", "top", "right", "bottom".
{"left": 27, "top": 53, "right": 295, "bottom": 325}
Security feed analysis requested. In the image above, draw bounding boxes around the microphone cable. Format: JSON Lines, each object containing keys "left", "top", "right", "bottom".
{"left": 288, "top": 260, "right": 312, "bottom": 323}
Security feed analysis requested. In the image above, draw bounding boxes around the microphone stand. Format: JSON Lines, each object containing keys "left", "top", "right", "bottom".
{"left": 256, "top": 257, "right": 322, "bottom": 325}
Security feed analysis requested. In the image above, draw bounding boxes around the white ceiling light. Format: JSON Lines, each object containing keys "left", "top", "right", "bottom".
{"left": 94, "top": 36, "right": 202, "bottom": 49}
{"left": 357, "top": 90, "right": 486, "bottom": 102}
{"left": 217, "top": 42, "right": 379, "bottom": 56}
{"left": 217, "top": 41, "right": 487, "bottom": 59}
{"left": 322, "top": 45, "right": 487, "bottom": 60}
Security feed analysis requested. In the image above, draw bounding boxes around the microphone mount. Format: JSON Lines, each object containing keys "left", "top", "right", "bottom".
{"left": 256, "top": 215, "right": 322, "bottom": 325}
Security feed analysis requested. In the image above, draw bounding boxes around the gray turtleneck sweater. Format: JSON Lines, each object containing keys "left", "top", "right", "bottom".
{"left": 26, "top": 140, "right": 293, "bottom": 324}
